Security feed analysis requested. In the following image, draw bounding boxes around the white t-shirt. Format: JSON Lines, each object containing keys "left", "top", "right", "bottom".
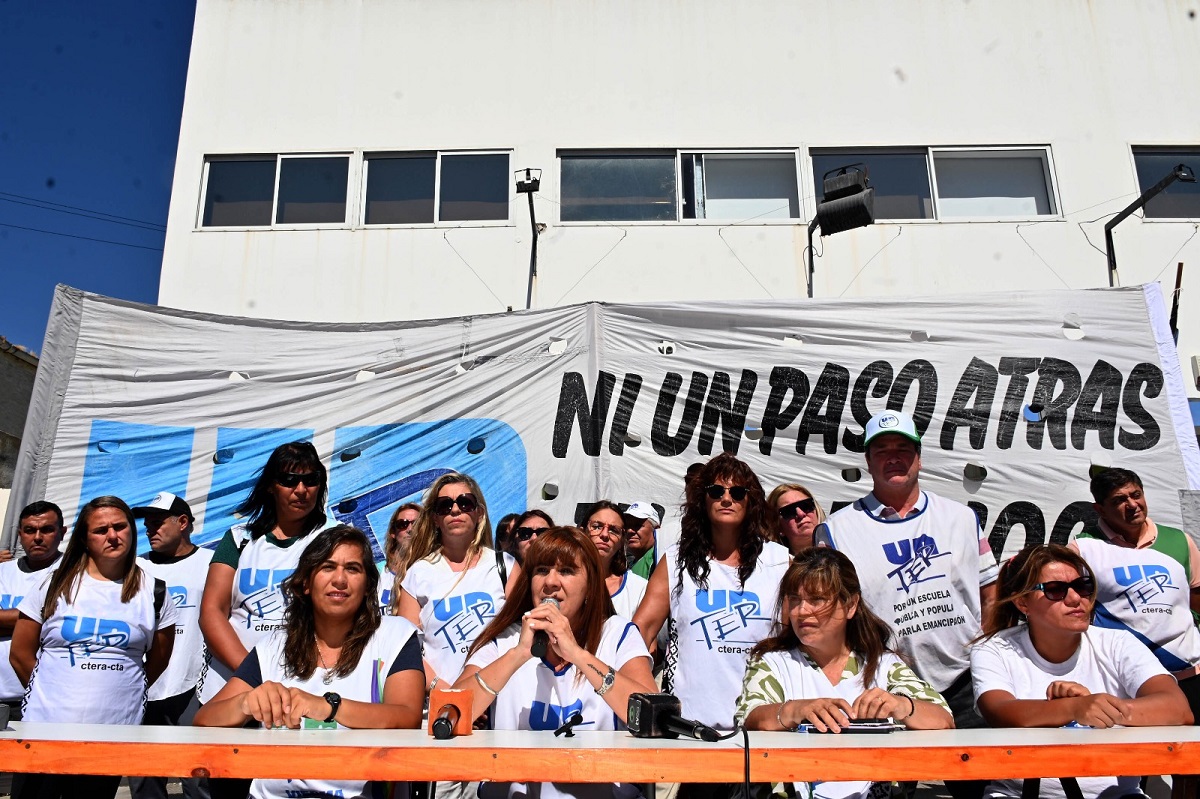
{"left": 467, "top": 614, "right": 650, "bottom": 799}
{"left": 817, "top": 491, "right": 999, "bottom": 692}
{"left": 379, "top": 567, "right": 398, "bottom": 614}
{"left": 610, "top": 571, "right": 648, "bottom": 622}
{"left": 139, "top": 546, "right": 214, "bottom": 701}
{"left": 971, "top": 625, "right": 1168, "bottom": 799}
{"left": 199, "top": 523, "right": 322, "bottom": 703}
{"left": 239, "top": 616, "right": 421, "bottom": 799}
{"left": 664, "top": 540, "right": 791, "bottom": 730}
{"left": 0, "top": 555, "right": 60, "bottom": 701}
{"left": 401, "top": 548, "right": 514, "bottom": 683}
{"left": 18, "top": 570, "right": 178, "bottom": 725}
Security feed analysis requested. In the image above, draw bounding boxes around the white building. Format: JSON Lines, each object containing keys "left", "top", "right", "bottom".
{"left": 160, "top": 0, "right": 1200, "bottom": 396}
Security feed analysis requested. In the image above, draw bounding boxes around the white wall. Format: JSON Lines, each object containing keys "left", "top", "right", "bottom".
{"left": 161, "top": 0, "right": 1200, "bottom": 390}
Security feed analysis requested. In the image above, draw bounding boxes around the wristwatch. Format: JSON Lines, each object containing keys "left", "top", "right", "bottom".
{"left": 595, "top": 666, "right": 616, "bottom": 697}
{"left": 323, "top": 692, "right": 342, "bottom": 723}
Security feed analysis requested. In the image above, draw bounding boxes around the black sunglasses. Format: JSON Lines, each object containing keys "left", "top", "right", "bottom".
{"left": 277, "top": 471, "right": 320, "bottom": 488}
{"left": 514, "top": 526, "right": 544, "bottom": 542}
{"left": 705, "top": 484, "right": 749, "bottom": 502}
{"left": 433, "top": 493, "right": 478, "bottom": 516}
{"left": 1033, "top": 576, "right": 1095, "bottom": 602}
{"left": 391, "top": 518, "right": 415, "bottom": 533}
{"left": 778, "top": 498, "right": 817, "bottom": 520}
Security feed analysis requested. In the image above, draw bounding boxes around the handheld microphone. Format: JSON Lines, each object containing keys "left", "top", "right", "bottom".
{"left": 427, "top": 687, "right": 473, "bottom": 739}
{"left": 431, "top": 704, "right": 461, "bottom": 740}
{"left": 530, "top": 597, "right": 559, "bottom": 659}
{"left": 554, "top": 711, "right": 585, "bottom": 738}
{"left": 627, "top": 693, "right": 721, "bottom": 742}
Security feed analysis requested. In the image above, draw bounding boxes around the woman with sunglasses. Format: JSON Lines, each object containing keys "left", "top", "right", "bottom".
{"left": 9, "top": 496, "right": 178, "bottom": 799}
{"left": 197, "top": 442, "right": 329, "bottom": 799}
{"left": 455, "top": 527, "right": 657, "bottom": 799}
{"left": 971, "top": 543, "right": 1189, "bottom": 799}
{"left": 395, "top": 472, "right": 517, "bottom": 695}
{"left": 583, "top": 501, "right": 647, "bottom": 621}
{"left": 379, "top": 502, "right": 421, "bottom": 612}
{"left": 512, "top": 509, "right": 554, "bottom": 564}
{"left": 767, "top": 482, "right": 826, "bottom": 557}
{"left": 736, "top": 548, "right": 951, "bottom": 797}
{"left": 196, "top": 525, "right": 424, "bottom": 799}
{"left": 633, "top": 453, "right": 790, "bottom": 740}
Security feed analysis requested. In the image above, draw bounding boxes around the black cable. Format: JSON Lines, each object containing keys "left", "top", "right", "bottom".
{"left": 0, "top": 190, "right": 166, "bottom": 229}
{"left": 0, "top": 195, "right": 166, "bottom": 231}
{"left": 0, "top": 221, "right": 163, "bottom": 251}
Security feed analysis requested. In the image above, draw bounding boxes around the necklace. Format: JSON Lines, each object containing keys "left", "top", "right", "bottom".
{"left": 317, "top": 645, "right": 335, "bottom": 685}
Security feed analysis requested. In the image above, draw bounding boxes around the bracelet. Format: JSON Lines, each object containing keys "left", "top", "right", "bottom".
{"left": 428, "top": 677, "right": 440, "bottom": 692}
{"left": 474, "top": 670, "right": 499, "bottom": 697}
{"left": 776, "top": 701, "right": 796, "bottom": 731}
{"left": 895, "top": 693, "right": 915, "bottom": 721}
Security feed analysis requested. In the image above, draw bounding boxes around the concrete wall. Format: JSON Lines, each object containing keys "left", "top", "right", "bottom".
{"left": 0, "top": 340, "right": 37, "bottom": 489}
{"left": 160, "top": 0, "right": 1200, "bottom": 390}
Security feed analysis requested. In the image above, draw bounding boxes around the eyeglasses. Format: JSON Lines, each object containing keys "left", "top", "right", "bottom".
{"left": 391, "top": 518, "right": 415, "bottom": 533}
{"left": 587, "top": 520, "right": 624, "bottom": 538}
{"left": 705, "top": 484, "right": 749, "bottom": 502}
{"left": 778, "top": 498, "right": 817, "bottom": 520}
{"left": 514, "top": 526, "right": 544, "bottom": 542}
{"left": 1033, "top": 576, "right": 1095, "bottom": 602}
{"left": 277, "top": 472, "right": 320, "bottom": 488}
{"left": 433, "top": 493, "right": 478, "bottom": 516}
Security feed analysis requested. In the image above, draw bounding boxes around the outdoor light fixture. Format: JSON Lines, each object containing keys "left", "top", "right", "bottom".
{"left": 516, "top": 168, "right": 543, "bottom": 310}
{"left": 807, "top": 164, "right": 876, "bottom": 298}
{"left": 1105, "top": 163, "right": 1195, "bottom": 286}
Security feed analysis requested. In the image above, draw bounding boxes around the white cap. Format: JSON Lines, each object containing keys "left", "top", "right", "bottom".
{"left": 131, "top": 491, "right": 194, "bottom": 520}
{"left": 623, "top": 502, "right": 661, "bottom": 527}
{"left": 864, "top": 410, "right": 921, "bottom": 449}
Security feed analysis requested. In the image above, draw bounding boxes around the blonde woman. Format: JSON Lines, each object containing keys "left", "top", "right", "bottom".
{"left": 766, "top": 482, "right": 826, "bottom": 556}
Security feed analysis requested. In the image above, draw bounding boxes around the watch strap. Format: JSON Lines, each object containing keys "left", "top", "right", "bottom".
{"left": 323, "top": 692, "right": 342, "bottom": 723}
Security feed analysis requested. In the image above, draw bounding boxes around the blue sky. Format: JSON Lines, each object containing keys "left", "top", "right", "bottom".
{"left": 0, "top": 0, "right": 195, "bottom": 355}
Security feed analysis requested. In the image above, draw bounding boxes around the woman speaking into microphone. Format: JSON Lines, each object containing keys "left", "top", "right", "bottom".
{"left": 454, "top": 527, "right": 657, "bottom": 799}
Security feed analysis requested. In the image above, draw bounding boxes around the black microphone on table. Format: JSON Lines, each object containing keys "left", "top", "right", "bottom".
{"left": 554, "top": 711, "right": 585, "bottom": 737}
{"left": 530, "top": 596, "right": 559, "bottom": 659}
{"left": 627, "top": 693, "right": 721, "bottom": 742}
{"left": 432, "top": 703, "right": 461, "bottom": 740}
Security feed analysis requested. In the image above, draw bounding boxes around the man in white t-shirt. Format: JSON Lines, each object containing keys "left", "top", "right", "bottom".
{"left": 130, "top": 492, "right": 214, "bottom": 799}
{"left": 0, "top": 501, "right": 65, "bottom": 720}
{"left": 815, "top": 411, "right": 998, "bottom": 799}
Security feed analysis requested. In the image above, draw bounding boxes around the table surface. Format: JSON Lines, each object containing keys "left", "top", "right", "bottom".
{"left": 3, "top": 723, "right": 1199, "bottom": 782}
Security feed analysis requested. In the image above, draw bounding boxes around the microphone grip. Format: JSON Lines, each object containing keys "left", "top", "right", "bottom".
{"left": 432, "top": 704, "right": 461, "bottom": 740}
{"left": 663, "top": 715, "right": 721, "bottom": 742}
{"left": 531, "top": 630, "right": 550, "bottom": 659}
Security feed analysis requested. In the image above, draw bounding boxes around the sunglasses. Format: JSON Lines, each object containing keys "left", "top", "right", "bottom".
{"left": 1033, "top": 576, "right": 1095, "bottom": 602}
{"left": 705, "top": 484, "right": 749, "bottom": 502}
{"left": 391, "top": 518, "right": 415, "bottom": 533}
{"left": 433, "top": 493, "right": 478, "bottom": 516}
{"left": 277, "top": 472, "right": 320, "bottom": 488}
{"left": 778, "top": 498, "right": 817, "bottom": 520}
{"left": 514, "top": 526, "right": 544, "bottom": 542}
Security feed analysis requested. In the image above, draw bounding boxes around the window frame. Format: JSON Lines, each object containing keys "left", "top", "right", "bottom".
{"left": 806, "top": 144, "right": 1062, "bottom": 223}
{"left": 1129, "top": 145, "right": 1200, "bottom": 222}
{"left": 556, "top": 148, "right": 803, "bottom": 225}
{"left": 197, "top": 152, "right": 356, "bottom": 231}
{"left": 360, "top": 149, "right": 513, "bottom": 228}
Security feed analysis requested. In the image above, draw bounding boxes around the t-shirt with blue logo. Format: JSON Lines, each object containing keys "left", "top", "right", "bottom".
{"left": 0, "top": 555, "right": 60, "bottom": 701}
{"left": 139, "top": 545, "right": 214, "bottom": 701}
{"left": 18, "top": 570, "right": 179, "bottom": 725}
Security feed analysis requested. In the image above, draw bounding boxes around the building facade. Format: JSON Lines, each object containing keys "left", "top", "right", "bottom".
{"left": 160, "top": 0, "right": 1200, "bottom": 392}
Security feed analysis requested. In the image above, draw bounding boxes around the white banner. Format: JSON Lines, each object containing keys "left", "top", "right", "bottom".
{"left": 7, "top": 283, "right": 1199, "bottom": 562}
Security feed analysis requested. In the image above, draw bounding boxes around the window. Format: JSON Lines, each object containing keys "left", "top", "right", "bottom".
{"left": 682, "top": 153, "right": 799, "bottom": 220}
{"left": 201, "top": 154, "right": 351, "bottom": 227}
{"left": 559, "top": 150, "right": 800, "bottom": 222}
{"left": 1133, "top": 147, "right": 1200, "bottom": 219}
{"left": 363, "top": 151, "right": 510, "bottom": 225}
{"left": 811, "top": 146, "right": 1058, "bottom": 220}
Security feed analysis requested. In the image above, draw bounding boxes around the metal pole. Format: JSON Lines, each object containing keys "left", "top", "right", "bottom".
{"left": 806, "top": 217, "right": 820, "bottom": 299}
{"left": 1104, "top": 164, "right": 1195, "bottom": 286}
{"left": 525, "top": 191, "right": 539, "bottom": 310}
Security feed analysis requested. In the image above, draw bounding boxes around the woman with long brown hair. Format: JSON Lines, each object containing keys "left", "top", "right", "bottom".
{"left": 582, "top": 500, "right": 646, "bottom": 620}
{"left": 971, "top": 544, "right": 1189, "bottom": 799}
{"left": 633, "top": 452, "right": 790, "bottom": 736}
{"left": 379, "top": 501, "right": 421, "bottom": 612}
{"left": 196, "top": 525, "right": 424, "bottom": 799}
{"left": 454, "top": 527, "right": 656, "bottom": 799}
{"left": 10, "top": 496, "right": 177, "bottom": 799}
